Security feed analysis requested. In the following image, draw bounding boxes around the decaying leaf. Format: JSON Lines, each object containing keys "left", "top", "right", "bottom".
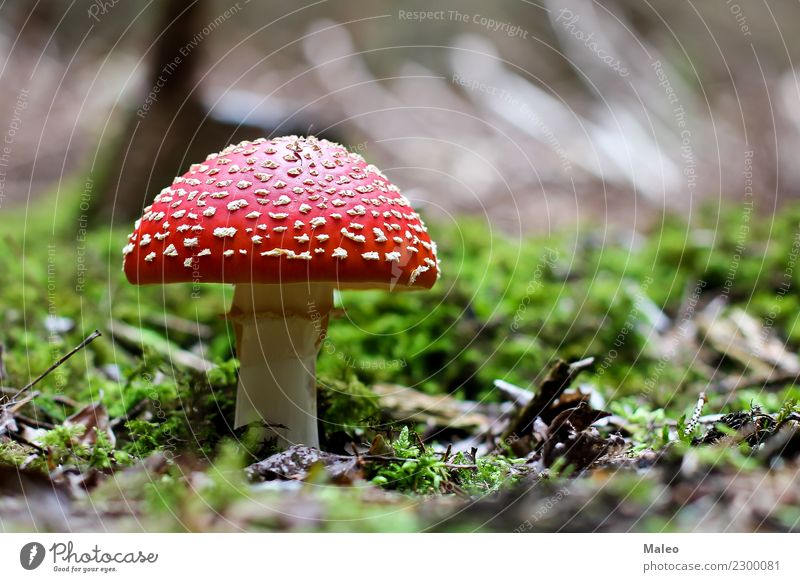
{"left": 246, "top": 445, "right": 361, "bottom": 483}
{"left": 64, "top": 402, "right": 116, "bottom": 447}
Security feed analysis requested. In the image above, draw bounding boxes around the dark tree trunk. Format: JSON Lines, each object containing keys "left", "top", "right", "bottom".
{"left": 89, "top": 0, "right": 338, "bottom": 226}
{"left": 91, "top": 0, "right": 208, "bottom": 225}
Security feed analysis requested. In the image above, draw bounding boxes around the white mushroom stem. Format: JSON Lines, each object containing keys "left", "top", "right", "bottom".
{"left": 230, "top": 282, "right": 333, "bottom": 448}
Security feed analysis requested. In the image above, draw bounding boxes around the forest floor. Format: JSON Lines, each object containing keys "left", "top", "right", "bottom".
{"left": 1, "top": 194, "right": 800, "bottom": 532}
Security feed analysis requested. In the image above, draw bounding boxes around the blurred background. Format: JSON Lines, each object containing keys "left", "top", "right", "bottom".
{"left": 2, "top": 0, "right": 799, "bottom": 236}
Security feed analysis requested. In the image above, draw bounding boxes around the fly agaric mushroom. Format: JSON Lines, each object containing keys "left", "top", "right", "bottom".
{"left": 122, "top": 136, "right": 440, "bottom": 448}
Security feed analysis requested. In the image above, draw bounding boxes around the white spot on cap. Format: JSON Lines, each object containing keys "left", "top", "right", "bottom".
{"left": 341, "top": 228, "right": 366, "bottom": 243}
{"left": 315, "top": 234, "right": 330, "bottom": 242}
{"left": 245, "top": 211, "right": 262, "bottom": 219}
{"left": 163, "top": 244, "right": 178, "bottom": 257}
{"left": 260, "top": 248, "right": 311, "bottom": 260}
{"left": 310, "top": 216, "right": 326, "bottom": 228}
{"left": 236, "top": 180, "right": 252, "bottom": 189}
{"left": 227, "top": 199, "right": 249, "bottom": 211}
{"left": 269, "top": 212, "right": 288, "bottom": 220}
{"left": 139, "top": 234, "right": 152, "bottom": 246}
{"left": 122, "top": 243, "right": 134, "bottom": 255}
{"left": 197, "top": 248, "right": 211, "bottom": 257}
{"left": 223, "top": 249, "right": 234, "bottom": 257}
{"left": 183, "top": 237, "right": 199, "bottom": 247}
{"left": 299, "top": 204, "right": 312, "bottom": 214}
{"left": 203, "top": 207, "right": 217, "bottom": 217}
{"left": 273, "top": 195, "right": 291, "bottom": 206}
{"left": 361, "top": 251, "right": 379, "bottom": 260}
{"left": 373, "top": 228, "right": 388, "bottom": 242}
{"left": 346, "top": 205, "right": 366, "bottom": 216}
{"left": 183, "top": 257, "right": 194, "bottom": 268}
{"left": 409, "top": 265, "right": 430, "bottom": 285}
{"left": 213, "top": 227, "right": 237, "bottom": 238}
{"left": 332, "top": 247, "right": 348, "bottom": 259}
{"left": 385, "top": 251, "right": 401, "bottom": 262}
{"left": 295, "top": 233, "right": 310, "bottom": 243}
{"left": 251, "top": 235, "right": 264, "bottom": 244}
{"left": 144, "top": 252, "right": 157, "bottom": 262}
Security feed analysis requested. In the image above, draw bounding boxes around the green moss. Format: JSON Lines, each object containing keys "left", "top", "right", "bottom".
{"left": 317, "top": 373, "right": 380, "bottom": 442}
{"left": 3, "top": 184, "right": 800, "bottom": 530}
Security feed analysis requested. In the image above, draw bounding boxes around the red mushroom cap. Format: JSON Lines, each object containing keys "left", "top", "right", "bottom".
{"left": 122, "top": 136, "right": 440, "bottom": 289}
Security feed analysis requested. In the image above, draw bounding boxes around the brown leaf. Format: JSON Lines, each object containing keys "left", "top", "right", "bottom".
{"left": 246, "top": 445, "right": 362, "bottom": 484}
{"left": 64, "top": 402, "right": 116, "bottom": 447}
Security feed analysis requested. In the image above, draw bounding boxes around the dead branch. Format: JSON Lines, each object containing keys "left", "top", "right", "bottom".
{"left": 499, "top": 357, "right": 594, "bottom": 447}
{"left": 12, "top": 329, "right": 101, "bottom": 400}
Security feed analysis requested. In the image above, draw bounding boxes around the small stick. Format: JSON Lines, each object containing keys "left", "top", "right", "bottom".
{"left": 11, "top": 412, "right": 55, "bottom": 430}
{"left": 12, "top": 330, "right": 101, "bottom": 400}
{"left": 441, "top": 443, "right": 452, "bottom": 463}
{"left": 8, "top": 391, "right": 41, "bottom": 414}
{"left": 685, "top": 391, "right": 708, "bottom": 435}
{"left": 498, "top": 357, "right": 595, "bottom": 449}
{"left": 52, "top": 394, "right": 81, "bottom": 408}
{"left": 6, "top": 431, "right": 46, "bottom": 454}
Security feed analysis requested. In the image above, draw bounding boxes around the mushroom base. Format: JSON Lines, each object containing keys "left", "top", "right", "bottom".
{"left": 230, "top": 283, "right": 333, "bottom": 449}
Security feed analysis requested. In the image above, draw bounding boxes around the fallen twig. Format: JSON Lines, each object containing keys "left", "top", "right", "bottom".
{"left": 685, "top": 391, "right": 708, "bottom": 435}
{"left": 493, "top": 379, "right": 533, "bottom": 407}
{"left": 499, "top": 357, "right": 595, "bottom": 448}
{"left": 108, "top": 320, "right": 214, "bottom": 372}
{"left": 5, "top": 431, "right": 46, "bottom": 454}
{"left": 12, "top": 330, "right": 102, "bottom": 400}
{"left": 12, "top": 413, "right": 55, "bottom": 430}
{"left": 7, "top": 391, "right": 41, "bottom": 414}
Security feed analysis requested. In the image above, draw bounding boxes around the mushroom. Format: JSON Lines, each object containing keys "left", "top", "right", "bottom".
{"left": 122, "top": 136, "right": 440, "bottom": 448}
